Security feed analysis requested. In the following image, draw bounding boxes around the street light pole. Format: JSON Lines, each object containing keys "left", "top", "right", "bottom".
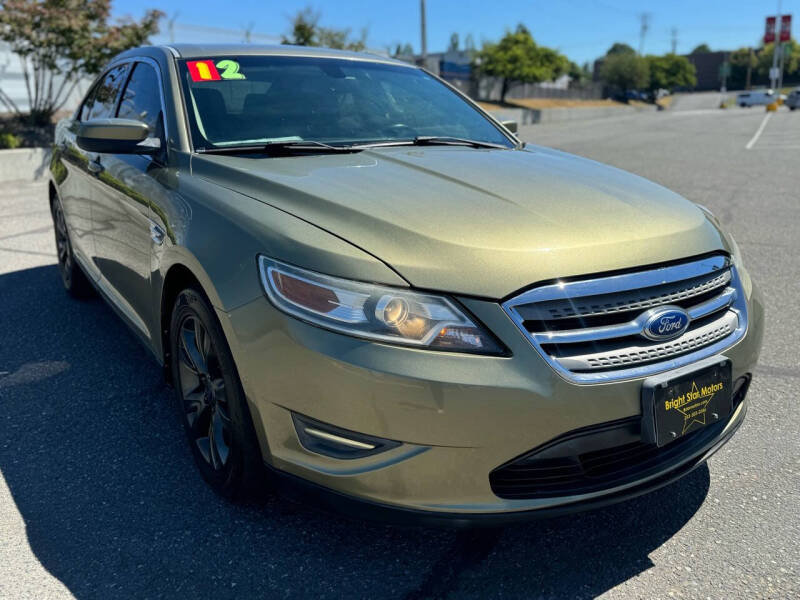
{"left": 420, "top": 0, "right": 427, "bottom": 63}
{"left": 770, "top": 0, "right": 782, "bottom": 91}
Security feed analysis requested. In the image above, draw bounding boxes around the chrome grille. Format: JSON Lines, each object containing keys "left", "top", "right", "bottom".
{"left": 502, "top": 255, "right": 748, "bottom": 383}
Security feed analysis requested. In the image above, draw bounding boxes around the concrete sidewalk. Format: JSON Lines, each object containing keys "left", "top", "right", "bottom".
{"left": 0, "top": 149, "right": 51, "bottom": 183}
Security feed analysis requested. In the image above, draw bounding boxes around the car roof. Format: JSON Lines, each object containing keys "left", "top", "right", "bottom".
{"left": 162, "top": 43, "right": 411, "bottom": 67}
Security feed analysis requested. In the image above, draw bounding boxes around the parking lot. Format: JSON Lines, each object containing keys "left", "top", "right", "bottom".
{"left": 1, "top": 102, "right": 798, "bottom": 599}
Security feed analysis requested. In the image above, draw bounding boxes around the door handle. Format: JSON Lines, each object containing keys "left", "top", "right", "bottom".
{"left": 88, "top": 159, "right": 104, "bottom": 175}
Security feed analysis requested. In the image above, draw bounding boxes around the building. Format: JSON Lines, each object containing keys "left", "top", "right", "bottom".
{"left": 685, "top": 51, "right": 729, "bottom": 91}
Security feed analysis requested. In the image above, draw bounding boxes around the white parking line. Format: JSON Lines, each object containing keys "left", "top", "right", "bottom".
{"left": 746, "top": 113, "right": 772, "bottom": 149}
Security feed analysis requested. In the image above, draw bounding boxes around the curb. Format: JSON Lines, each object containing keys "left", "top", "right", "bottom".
{"left": 0, "top": 148, "right": 52, "bottom": 183}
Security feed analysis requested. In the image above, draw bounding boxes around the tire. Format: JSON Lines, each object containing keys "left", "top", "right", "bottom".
{"left": 169, "top": 287, "right": 267, "bottom": 500}
{"left": 50, "top": 195, "right": 94, "bottom": 298}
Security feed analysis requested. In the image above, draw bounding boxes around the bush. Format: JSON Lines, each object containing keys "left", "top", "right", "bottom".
{"left": 0, "top": 132, "right": 22, "bottom": 149}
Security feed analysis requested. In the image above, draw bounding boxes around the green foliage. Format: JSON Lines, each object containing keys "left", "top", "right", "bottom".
{"left": 448, "top": 33, "right": 459, "bottom": 52}
{"left": 474, "top": 24, "right": 569, "bottom": 102}
{"left": 0, "top": 0, "right": 163, "bottom": 123}
{"left": 464, "top": 33, "right": 476, "bottom": 52}
{"left": 646, "top": 54, "right": 697, "bottom": 91}
{"left": 392, "top": 43, "right": 414, "bottom": 57}
{"left": 690, "top": 44, "right": 712, "bottom": 55}
{"left": 606, "top": 43, "right": 636, "bottom": 56}
{"left": 568, "top": 61, "right": 591, "bottom": 84}
{"left": 756, "top": 41, "right": 799, "bottom": 79}
{"left": 282, "top": 7, "right": 367, "bottom": 52}
{"left": 599, "top": 53, "right": 649, "bottom": 92}
{"left": 0, "top": 131, "right": 21, "bottom": 149}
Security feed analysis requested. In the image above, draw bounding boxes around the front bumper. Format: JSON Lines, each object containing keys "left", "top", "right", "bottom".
{"left": 217, "top": 275, "right": 764, "bottom": 520}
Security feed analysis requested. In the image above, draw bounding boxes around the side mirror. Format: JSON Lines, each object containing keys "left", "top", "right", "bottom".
{"left": 500, "top": 119, "right": 518, "bottom": 134}
{"left": 76, "top": 118, "right": 158, "bottom": 154}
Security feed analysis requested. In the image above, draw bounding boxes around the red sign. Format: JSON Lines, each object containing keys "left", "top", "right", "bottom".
{"left": 765, "top": 16, "right": 776, "bottom": 43}
{"left": 780, "top": 15, "right": 792, "bottom": 42}
{"left": 187, "top": 60, "right": 221, "bottom": 82}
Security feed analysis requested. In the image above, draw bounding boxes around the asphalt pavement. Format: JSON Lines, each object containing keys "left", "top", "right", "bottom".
{"left": 1, "top": 103, "right": 798, "bottom": 599}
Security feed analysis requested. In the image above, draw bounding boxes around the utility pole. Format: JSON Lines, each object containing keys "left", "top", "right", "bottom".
{"left": 242, "top": 22, "right": 254, "bottom": 44}
{"left": 638, "top": 13, "right": 651, "bottom": 55}
{"left": 745, "top": 47, "right": 753, "bottom": 90}
{"left": 420, "top": 0, "right": 427, "bottom": 62}
{"left": 168, "top": 11, "right": 180, "bottom": 43}
{"left": 671, "top": 27, "right": 678, "bottom": 54}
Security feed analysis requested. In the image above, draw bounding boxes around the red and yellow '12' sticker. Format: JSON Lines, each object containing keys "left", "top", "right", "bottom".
{"left": 188, "top": 59, "right": 246, "bottom": 82}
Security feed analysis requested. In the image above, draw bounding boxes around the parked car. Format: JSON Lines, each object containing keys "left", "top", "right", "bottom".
{"left": 737, "top": 90, "right": 777, "bottom": 107}
{"left": 49, "top": 44, "right": 764, "bottom": 525}
{"left": 786, "top": 88, "right": 800, "bottom": 110}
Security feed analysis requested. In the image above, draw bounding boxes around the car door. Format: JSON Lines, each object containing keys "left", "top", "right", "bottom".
{"left": 57, "top": 64, "right": 129, "bottom": 279}
{"left": 88, "top": 58, "right": 170, "bottom": 342}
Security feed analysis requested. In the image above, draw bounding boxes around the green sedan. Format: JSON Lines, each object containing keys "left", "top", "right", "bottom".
{"left": 48, "top": 44, "right": 764, "bottom": 525}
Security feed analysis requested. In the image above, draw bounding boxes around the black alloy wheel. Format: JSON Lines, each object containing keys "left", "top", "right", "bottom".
{"left": 51, "top": 196, "right": 92, "bottom": 297}
{"left": 177, "top": 314, "right": 233, "bottom": 471}
{"left": 170, "top": 288, "right": 266, "bottom": 498}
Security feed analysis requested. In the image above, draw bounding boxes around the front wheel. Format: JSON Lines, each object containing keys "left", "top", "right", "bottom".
{"left": 169, "top": 288, "right": 267, "bottom": 499}
{"left": 51, "top": 196, "right": 93, "bottom": 298}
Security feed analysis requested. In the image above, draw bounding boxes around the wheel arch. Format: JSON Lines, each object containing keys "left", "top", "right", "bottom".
{"left": 158, "top": 261, "right": 216, "bottom": 384}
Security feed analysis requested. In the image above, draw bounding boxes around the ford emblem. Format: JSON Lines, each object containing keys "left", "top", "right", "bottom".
{"left": 641, "top": 306, "right": 691, "bottom": 341}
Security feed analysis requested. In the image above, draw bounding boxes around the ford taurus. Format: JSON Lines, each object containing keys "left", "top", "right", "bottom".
{"left": 48, "top": 44, "right": 764, "bottom": 525}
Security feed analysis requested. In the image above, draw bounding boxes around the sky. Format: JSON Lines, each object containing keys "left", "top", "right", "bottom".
{"left": 112, "top": 0, "right": 797, "bottom": 65}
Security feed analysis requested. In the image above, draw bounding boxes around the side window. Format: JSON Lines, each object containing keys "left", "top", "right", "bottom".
{"left": 116, "top": 62, "right": 164, "bottom": 134}
{"left": 78, "top": 85, "right": 99, "bottom": 121}
{"left": 85, "top": 64, "right": 129, "bottom": 121}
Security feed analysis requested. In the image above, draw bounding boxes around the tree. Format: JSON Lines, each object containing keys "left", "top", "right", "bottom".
{"left": 474, "top": 25, "right": 569, "bottom": 103}
{"left": 690, "top": 43, "right": 711, "bottom": 55}
{"left": 568, "top": 61, "right": 591, "bottom": 85}
{"left": 464, "top": 33, "right": 475, "bottom": 52}
{"left": 606, "top": 42, "right": 636, "bottom": 56}
{"left": 729, "top": 46, "right": 757, "bottom": 89}
{"left": 646, "top": 54, "right": 697, "bottom": 91}
{"left": 448, "top": 33, "right": 459, "bottom": 52}
{"left": 756, "top": 40, "right": 799, "bottom": 81}
{"left": 599, "top": 52, "right": 650, "bottom": 93}
{"left": 282, "top": 7, "right": 367, "bottom": 52}
{"left": 392, "top": 43, "right": 414, "bottom": 57}
{"left": 0, "top": 0, "right": 163, "bottom": 124}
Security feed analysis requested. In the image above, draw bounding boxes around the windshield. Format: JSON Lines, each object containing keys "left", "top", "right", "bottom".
{"left": 178, "top": 56, "right": 513, "bottom": 150}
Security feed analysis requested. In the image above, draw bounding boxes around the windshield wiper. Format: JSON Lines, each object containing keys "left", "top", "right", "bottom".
{"left": 196, "top": 140, "right": 360, "bottom": 155}
{"left": 412, "top": 136, "right": 511, "bottom": 149}
{"left": 355, "top": 136, "right": 511, "bottom": 150}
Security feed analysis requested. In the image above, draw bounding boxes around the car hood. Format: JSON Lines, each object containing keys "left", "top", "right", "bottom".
{"left": 191, "top": 145, "right": 729, "bottom": 298}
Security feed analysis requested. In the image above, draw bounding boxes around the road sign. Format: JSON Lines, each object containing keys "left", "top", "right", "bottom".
{"left": 770, "top": 67, "right": 781, "bottom": 81}
{"left": 765, "top": 16, "right": 776, "bottom": 43}
{"left": 780, "top": 15, "right": 792, "bottom": 42}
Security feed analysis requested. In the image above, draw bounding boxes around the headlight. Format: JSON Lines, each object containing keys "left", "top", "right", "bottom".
{"left": 258, "top": 256, "right": 505, "bottom": 354}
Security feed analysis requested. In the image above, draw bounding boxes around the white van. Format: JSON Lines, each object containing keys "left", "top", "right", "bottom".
{"left": 737, "top": 90, "right": 776, "bottom": 107}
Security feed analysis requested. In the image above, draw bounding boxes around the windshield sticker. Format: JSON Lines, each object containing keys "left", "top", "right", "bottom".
{"left": 188, "top": 59, "right": 246, "bottom": 82}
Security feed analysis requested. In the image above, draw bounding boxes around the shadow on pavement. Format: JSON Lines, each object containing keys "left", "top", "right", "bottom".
{"left": 0, "top": 265, "right": 710, "bottom": 599}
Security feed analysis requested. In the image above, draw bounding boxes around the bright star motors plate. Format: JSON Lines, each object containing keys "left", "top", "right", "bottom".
{"left": 641, "top": 356, "right": 733, "bottom": 447}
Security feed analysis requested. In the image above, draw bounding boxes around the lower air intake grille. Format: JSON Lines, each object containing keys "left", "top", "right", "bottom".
{"left": 490, "top": 376, "right": 750, "bottom": 500}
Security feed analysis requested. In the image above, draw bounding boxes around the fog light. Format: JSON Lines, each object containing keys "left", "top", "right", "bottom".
{"left": 292, "top": 413, "right": 401, "bottom": 459}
